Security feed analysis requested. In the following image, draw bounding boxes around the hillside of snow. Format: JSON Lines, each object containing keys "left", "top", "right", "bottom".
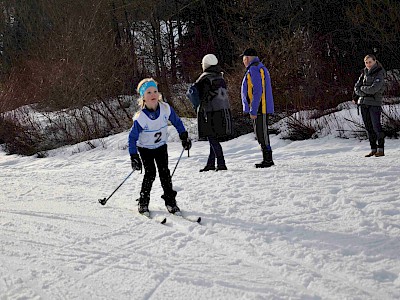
{"left": 1, "top": 111, "right": 400, "bottom": 299}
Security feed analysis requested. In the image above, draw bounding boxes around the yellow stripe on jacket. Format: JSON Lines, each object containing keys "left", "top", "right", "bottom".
{"left": 247, "top": 73, "right": 253, "bottom": 106}
{"left": 260, "top": 68, "right": 266, "bottom": 114}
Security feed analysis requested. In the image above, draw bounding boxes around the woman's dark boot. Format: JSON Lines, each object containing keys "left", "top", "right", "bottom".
{"left": 199, "top": 165, "right": 215, "bottom": 172}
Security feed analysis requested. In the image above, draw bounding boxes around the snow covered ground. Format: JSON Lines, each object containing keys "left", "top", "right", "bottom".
{"left": 1, "top": 117, "right": 400, "bottom": 299}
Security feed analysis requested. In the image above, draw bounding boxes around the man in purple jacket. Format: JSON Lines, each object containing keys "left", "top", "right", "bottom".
{"left": 241, "top": 48, "right": 275, "bottom": 168}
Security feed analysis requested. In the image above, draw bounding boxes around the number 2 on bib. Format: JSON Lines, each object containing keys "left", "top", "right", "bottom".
{"left": 154, "top": 132, "right": 162, "bottom": 143}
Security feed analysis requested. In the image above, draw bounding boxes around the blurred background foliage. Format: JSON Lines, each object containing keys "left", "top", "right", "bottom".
{"left": 0, "top": 0, "right": 399, "bottom": 155}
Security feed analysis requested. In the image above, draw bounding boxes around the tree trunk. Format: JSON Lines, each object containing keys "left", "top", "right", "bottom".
{"left": 151, "top": 12, "right": 172, "bottom": 103}
{"left": 168, "top": 19, "right": 177, "bottom": 84}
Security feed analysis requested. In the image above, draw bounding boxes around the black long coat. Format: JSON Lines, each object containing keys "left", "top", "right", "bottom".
{"left": 195, "top": 65, "right": 232, "bottom": 139}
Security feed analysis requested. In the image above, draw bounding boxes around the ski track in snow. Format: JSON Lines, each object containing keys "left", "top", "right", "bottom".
{"left": 1, "top": 131, "right": 400, "bottom": 300}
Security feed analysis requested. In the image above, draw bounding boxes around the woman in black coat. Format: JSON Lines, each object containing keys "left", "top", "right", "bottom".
{"left": 188, "top": 54, "right": 232, "bottom": 171}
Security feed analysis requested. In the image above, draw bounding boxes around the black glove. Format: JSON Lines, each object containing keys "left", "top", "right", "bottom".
{"left": 179, "top": 131, "right": 192, "bottom": 150}
{"left": 130, "top": 154, "right": 142, "bottom": 172}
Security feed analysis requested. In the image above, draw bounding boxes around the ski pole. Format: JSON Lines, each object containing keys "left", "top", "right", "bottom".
{"left": 98, "top": 170, "right": 135, "bottom": 205}
{"left": 171, "top": 148, "right": 185, "bottom": 178}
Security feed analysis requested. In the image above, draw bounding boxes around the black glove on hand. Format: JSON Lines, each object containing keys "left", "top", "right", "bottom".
{"left": 130, "top": 154, "right": 142, "bottom": 172}
{"left": 179, "top": 131, "right": 192, "bottom": 150}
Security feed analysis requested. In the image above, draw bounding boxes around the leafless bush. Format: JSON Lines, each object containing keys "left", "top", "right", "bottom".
{"left": 262, "top": 28, "right": 353, "bottom": 113}
{"left": 0, "top": 97, "right": 137, "bottom": 156}
{"left": 0, "top": 109, "right": 47, "bottom": 156}
{"left": 222, "top": 67, "right": 254, "bottom": 137}
{"left": 278, "top": 111, "right": 325, "bottom": 140}
{"left": 168, "top": 83, "right": 196, "bottom": 118}
{"left": 333, "top": 103, "right": 400, "bottom": 140}
{"left": 284, "top": 116, "right": 317, "bottom": 140}
{"left": 337, "top": 115, "right": 367, "bottom": 139}
{"left": 347, "top": 0, "right": 400, "bottom": 69}
{"left": 382, "top": 104, "right": 400, "bottom": 138}
{"left": 0, "top": 0, "right": 135, "bottom": 113}
{"left": 385, "top": 70, "right": 400, "bottom": 97}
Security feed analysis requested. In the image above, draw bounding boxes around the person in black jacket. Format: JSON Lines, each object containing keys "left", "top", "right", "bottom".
{"left": 187, "top": 54, "right": 232, "bottom": 172}
{"left": 354, "top": 54, "right": 386, "bottom": 157}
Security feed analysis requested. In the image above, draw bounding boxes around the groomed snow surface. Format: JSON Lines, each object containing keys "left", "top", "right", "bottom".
{"left": 1, "top": 121, "right": 399, "bottom": 299}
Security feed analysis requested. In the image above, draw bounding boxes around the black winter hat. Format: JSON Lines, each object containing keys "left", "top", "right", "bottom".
{"left": 240, "top": 48, "right": 258, "bottom": 57}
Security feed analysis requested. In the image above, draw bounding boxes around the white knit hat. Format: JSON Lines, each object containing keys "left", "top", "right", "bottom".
{"left": 202, "top": 54, "right": 218, "bottom": 71}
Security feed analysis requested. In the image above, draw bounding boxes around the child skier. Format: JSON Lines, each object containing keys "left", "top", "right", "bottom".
{"left": 128, "top": 78, "right": 192, "bottom": 217}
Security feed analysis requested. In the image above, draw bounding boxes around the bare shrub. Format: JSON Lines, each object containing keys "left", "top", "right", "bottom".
{"left": 1, "top": 96, "right": 137, "bottom": 156}
{"left": 382, "top": 104, "right": 400, "bottom": 138}
{"left": 0, "top": 109, "right": 46, "bottom": 156}
{"left": 336, "top": 114, "right": 367, "bottom": 140}
{"left": 262, "top": 28, "right": 354, "bottom": 113}
{"left": 223, "top": 67, "right": 254, "bottom": 138}
{"left": 168, "top": 83, "right": 196, "bottom": 118}
{"left": 278, "top": 111, "right": 325, "bottom": 141}
{"left": 0, "top": 0, "right": 135, "bottom": 114}
{"left": 385, "top": 70, "right": 400, "bottom": 97}
{"left": 334, "top": 103, "right": 400, "bottom": 140}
